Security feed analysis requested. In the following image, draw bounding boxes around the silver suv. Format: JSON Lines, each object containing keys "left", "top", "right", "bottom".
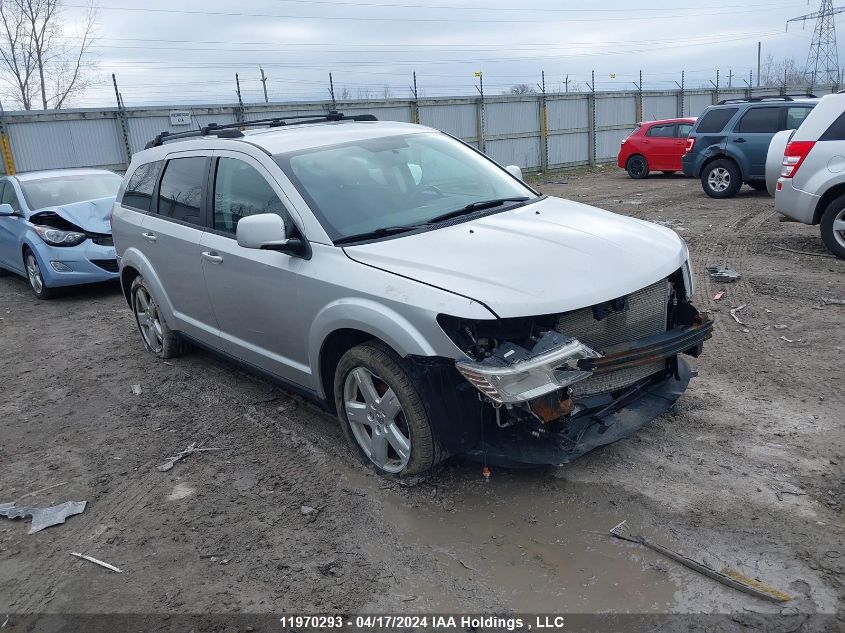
{"left": 768, "top": 92, "right": 845, "bottom": 258}
{"left": 111, "top": 112, "right": 711, "bottom": 480}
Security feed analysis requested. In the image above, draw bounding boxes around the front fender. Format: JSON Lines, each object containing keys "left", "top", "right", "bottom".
{"left": 309, "top": 298, "right": 449, "bottom": 399}
{"left": 118, "top": 246, "right": 177, "bottom": 326}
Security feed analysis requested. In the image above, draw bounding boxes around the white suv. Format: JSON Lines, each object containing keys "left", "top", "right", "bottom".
{"left": 770, "top": 92, "right": 845, "bottom": 258}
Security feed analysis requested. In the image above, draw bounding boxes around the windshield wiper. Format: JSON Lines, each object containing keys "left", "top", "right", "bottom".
{"left": 424, "top": 197, "right": 530, "bottom": 224}
{"left": 334, "top": 224, "right": 425, "bottom": 245}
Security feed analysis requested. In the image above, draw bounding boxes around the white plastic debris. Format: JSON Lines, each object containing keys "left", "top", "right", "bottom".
{"left": 70, "top": 552, "right": 123, "bottom": 573}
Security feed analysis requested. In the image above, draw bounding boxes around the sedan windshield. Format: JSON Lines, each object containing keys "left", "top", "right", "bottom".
{"left": 21, "top": 173, "right": 122, "bottom": 210}
{"left": 275, "top": 132, "right": 536, "bottom": 241}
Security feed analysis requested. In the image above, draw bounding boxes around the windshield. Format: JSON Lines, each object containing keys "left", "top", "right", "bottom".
{"left": 274, "top": 132, "right": 535, "bottom": 241}
{"left": 21, "top": 173, "right": 122, "bottom": 210}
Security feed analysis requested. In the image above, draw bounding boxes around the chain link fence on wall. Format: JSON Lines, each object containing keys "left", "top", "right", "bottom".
{"left": 0, "top": 85, "right": 835, "bottom": 175}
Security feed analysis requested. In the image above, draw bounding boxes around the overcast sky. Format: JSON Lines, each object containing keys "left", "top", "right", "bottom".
{"left": 58, "top": 0, "right": 827, "bottom": 107}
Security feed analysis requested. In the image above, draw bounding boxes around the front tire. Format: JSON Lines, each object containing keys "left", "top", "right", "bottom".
{"left": 701, "top": 159, "right": 742, "bottom": 198}
{"left": 130, "top": 275, "right": 189, "bottom": 358}
{"left": 626, "top": 155, "right": 649, "bottom": 179}
{"left": 820, "top": 195, "right": 845, "bottom": 259}
{"left": 24, "top": 250, "right": 54, "bottom": 300}
{"left": 747, "top": 180, "right": 767, "bottom": 192}
{"left": 334, "top": 341, "right": 443, "bottom": 480}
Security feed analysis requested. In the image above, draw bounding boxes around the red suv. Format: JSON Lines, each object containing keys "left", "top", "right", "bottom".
{"left": 618, "top": 118, "right": 696, "bottom": 179}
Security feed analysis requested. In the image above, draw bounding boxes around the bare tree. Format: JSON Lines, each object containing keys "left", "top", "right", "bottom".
{"left": 381, "top": 84, "right": 392, "bottom": 99}
{"left": 0, "top": 0, "right": 98, "bottom": 110}
{"left": 505, "top": 83, "right": 537, "bottom": 95}
{"left": 759, "top": 54, "right": 806, "bottom": 87}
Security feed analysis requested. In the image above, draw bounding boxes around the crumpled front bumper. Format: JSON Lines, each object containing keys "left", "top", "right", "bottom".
{"left": 466, "top": 357, "right": 693, "bottom": 467}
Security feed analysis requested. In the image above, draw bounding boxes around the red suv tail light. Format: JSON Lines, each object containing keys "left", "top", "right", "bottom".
{"left": 781, "top": 141, "right": 816, "bottom": 178}
{"left": 684, "top": 137, "right": 695, "bottom": 153}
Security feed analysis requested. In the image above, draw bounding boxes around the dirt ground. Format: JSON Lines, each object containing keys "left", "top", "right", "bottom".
{"left": 0, "top": 167, "right": 842, "bottom": 630}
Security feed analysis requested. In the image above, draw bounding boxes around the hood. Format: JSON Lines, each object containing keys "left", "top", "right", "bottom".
{"left": 343, "top": 196, "right": 688, "bottom": 318}
{"left": 31, "top": 197, "right": 114, "bottom": 234}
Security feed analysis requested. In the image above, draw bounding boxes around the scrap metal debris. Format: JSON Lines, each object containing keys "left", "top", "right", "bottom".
{"left": 729, "top": 304, "right": 747, "bottom": 325}
{"left": 712, "top": 291, "right": 725, "bottom": 301}
{"left": 821, "top": 297, "right": 845, "bottom": 306}
{"left": 70, "top": 552, "right": 123, "bottom": 573}
{"left": 0, "top": 500, "right": 86, "bottom": 534}
{"left": 707, "top": 266, "right": 741, "bottom": 283}
{"left": 609, "top": 521, "right": 791, "bottom": 603}
{"left": 157, "top": 442, "right": 221, "bottom": 472}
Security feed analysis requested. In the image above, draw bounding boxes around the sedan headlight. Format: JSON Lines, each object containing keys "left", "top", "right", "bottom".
{"left": 33, "top": 224, "right": 87, "bottom": 247}
{"left": 455, "top": 337, "right": 600, "bottom": 404}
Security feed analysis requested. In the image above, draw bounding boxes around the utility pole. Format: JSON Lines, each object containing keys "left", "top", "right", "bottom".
{"left": 757, "top": 41, "right": 762, "bottom": 87}
{"left": 728, "top": 69, "right": 733, "bottom": 88}
{"left": 787, "top": 0, "right": 845, "bottom": 85}
{"left": 112, "top": 73, "right": 131, "bottom": 167}
{"left": 259, "top": 67, "right": 268, "bottom": 103}
{"left": 328, "top": 72, "right": 336, "bottom": 109}
{"left": 565, "top": 74, "right": 570, "bottom": 93}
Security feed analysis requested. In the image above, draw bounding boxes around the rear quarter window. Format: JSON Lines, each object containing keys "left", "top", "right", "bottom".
{"left": 819, "top": 109, "right": 845, "bottom": 141}
{"left": 695, "top": 108, "right": 738, "bottom": 133}
{"left": 121, "top": 160, "right": 163, "bottom": 212}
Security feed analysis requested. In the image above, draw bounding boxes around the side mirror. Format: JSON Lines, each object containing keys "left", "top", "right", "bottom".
{"left": 0, "top": 203, "right": 17, "bottom": 216}
{"left": 236, "top": 213, "right": 310, "bottom": 259}
{"left": 505, "top": 165, "right": 524, "bottom": 181}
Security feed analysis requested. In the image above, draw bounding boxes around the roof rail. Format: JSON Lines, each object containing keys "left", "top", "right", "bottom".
{"left": 716, "top": 93, "right": 817, "bottom": 106}
{"left": 144, "top": 111, "right": 379, "bottom": 149}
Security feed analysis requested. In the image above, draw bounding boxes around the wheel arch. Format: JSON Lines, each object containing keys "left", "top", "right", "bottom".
{"left": 120, "top": 265, "right": 141, "bottom": 306}
{"left": 318, "top": 328, "right": 385, "bottom": 414}
{"left": 814, "top": 183, "right": 845, "bottom": 225}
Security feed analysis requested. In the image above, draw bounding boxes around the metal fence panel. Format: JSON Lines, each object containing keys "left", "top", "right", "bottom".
{"left": 641, "top": 95, "right": 677, "bottom": 120}
{"left": 685, "top": 93, "right": 714, "bottom": 116}
{"left": 547, "top": 97, "right": 589, "bottom": 131}
{"left": 596, "top": 95, "right": 637, "bottom": 126}
{"left": 548, "top": 132, "right": 589, "bottom": 166}
{"left": 596, "top": 129, "right": 627, "bottom": 162}
{"left": 8, "top": 118, "right": 124, "bottom": 171}
{"left": 486, "top": 99, "right": 539, "bottom": 135}
{"left": 418, "top": 102, "right": 476, "bottom": 139}
{"left": 126, "top": 112, "right": 238, "bottom": 153}
{"left": 486, "top": 137, "right": 541, "bottom": 170}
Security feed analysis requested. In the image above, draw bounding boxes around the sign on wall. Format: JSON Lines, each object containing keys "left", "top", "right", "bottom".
{"left": 169, "top": 111, "right": 192, "bottom": 126}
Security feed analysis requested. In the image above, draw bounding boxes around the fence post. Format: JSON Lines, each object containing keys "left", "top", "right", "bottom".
{"left": 410, "top": 72, "right": 420, "bottom": 124}
{"left": 0, "top": 104, "right": 16, "bottom": 175}
{"left": 539, "top": 71, "right": 548, "bottom": 172}
{"left": 588, "top": 70, "right": 596, "bottom": 167}
{"left": 112, "top": 74, "right": 132, "bottom": 168}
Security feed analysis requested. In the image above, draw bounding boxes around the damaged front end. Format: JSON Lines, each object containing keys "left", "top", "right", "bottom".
{"left": 438, "top": 269, "right": 712, "bottom": 466}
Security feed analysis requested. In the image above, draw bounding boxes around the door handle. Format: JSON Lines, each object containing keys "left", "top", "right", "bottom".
{"left": 201, "top": 251, "right": 223, "bottom": 264}
{"left": 734, "top": 138, "right": 747, "bottom": 143}
{"left": 141, "top": 232, "right": 157, "bottom": 242}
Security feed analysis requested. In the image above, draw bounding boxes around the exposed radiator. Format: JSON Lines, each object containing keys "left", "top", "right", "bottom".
{"left": 556, "top": 279, "right": 670, "bottom": 396}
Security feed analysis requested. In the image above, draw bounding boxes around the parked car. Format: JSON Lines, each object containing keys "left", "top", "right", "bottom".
{"left": 0, "top": 168, "right": 122, "bottom": 298}
{"left": 618, "top": 117, "right": 696, "bottom": 179}
{"left": 765, "top": 92, "right": 845, "bottom": 258}
{"left": 112, "top": 113, "right": 711, "bottom": 480}
{"left": 682, "top": 96, "right": 818, "bottom": 198}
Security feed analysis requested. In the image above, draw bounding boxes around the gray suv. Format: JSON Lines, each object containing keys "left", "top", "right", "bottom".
{"left": 111, "top": 113, "right": 711, "bottom": 480}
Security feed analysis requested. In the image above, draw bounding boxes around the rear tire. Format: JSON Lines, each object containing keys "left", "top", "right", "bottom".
{"left": 626, "top": 155, "right": 649, "bottom": 179}
{"left": 701, "top": 159, "right": 742, "bottom": 198}
{"left": 130, "top": 275, "right": 190, "bottom": 358}
{"left": 334, "top": 341, "right": 444, "bottom": 481}
{"left": 819, "top": 195, "right": 845, "bottom": 259}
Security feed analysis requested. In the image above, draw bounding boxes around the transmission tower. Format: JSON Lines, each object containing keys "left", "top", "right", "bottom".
{"left": 788, "top": 0, "right": 845, "bottom": 85}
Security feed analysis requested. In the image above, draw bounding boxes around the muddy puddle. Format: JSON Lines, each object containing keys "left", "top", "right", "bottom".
{"left": 345, "top": 467, "right": 692, "bottom": 613}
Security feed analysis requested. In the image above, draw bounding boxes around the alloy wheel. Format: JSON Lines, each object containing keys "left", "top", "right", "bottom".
{"left": 629, "top": 157, "right": 645, "bottom": 176}
{"left": 832, "top": 207, "right": 845, "bottom": 249}
{"left": 25, "top": 253, "right": 44, "bottom": 294}
{"left": 133, "top": 286, "right": 164, "bottom": 353}
{"left": 343, "top": 366, "right": 411, "bottom": 473}
{"left": 707, "top": 167, "right": 731, "bottom": 192}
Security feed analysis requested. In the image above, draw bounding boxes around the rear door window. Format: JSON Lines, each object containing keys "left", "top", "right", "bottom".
{"left": 785, "top": 106, "right": 813, "bottom": 130}
{"left": 696, "top": 108, "right": 738, "bottom": 133}
{"left": 736, "top": 107, "right": 781, "bottom": 133}
{"left": 646, "top": 124, "right": 675, "bottom": 138}
{"left": 122, "top": 161, "right": 162, "bottom": 212}
{"left": 157, "top": 157, "right": 207, "bottom": 226}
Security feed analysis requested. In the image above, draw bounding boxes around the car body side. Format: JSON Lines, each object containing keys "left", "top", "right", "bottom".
{"left": 617, "top": 118, "right": 695, "bottom": 173}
